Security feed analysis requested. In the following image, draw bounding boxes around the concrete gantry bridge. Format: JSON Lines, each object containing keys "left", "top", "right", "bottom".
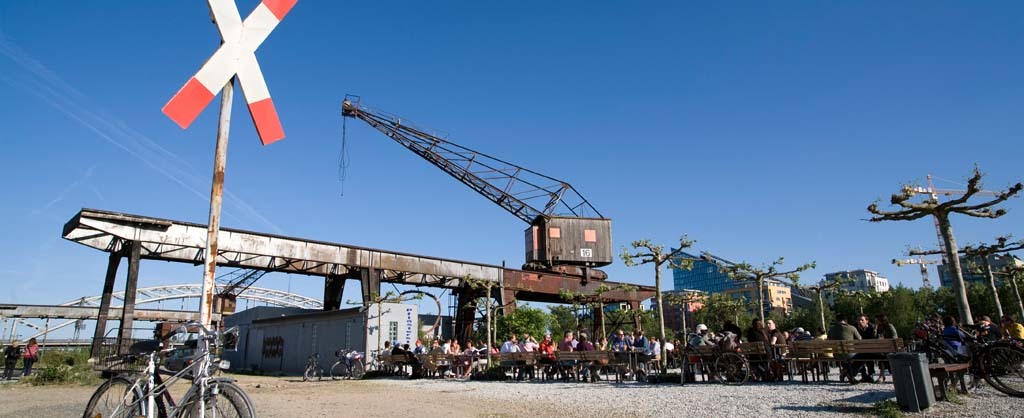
{"left": 62, "top": 208, "right": 655, "bottom": 354}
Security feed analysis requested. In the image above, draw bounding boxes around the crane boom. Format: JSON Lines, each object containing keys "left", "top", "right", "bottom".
{"left": 341, "top": 96, "right": 601, "bottom": 223}
{"left": 341, "top": 96, "right": 613, "bottom": 272}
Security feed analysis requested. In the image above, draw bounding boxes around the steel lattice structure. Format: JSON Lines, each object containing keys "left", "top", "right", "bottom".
{"left": 5, "top": 284, "right": 321, "bottom": 341}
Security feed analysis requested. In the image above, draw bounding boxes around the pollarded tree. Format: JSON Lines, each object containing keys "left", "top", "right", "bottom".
{"left": 560, "top": 283, "right": 637, "bottom": 341}
{"left": 911, "top": 236, "right": 1024, "bottom": 320}
{"left": 663, "top": 290, "right": 704, "bottom": 337}
{"left": 716, "top": 257, "right": 816, "bottom": 323}
{"left": 621, "top": 236, "right": 697, "bottom": 369}
{"left": 794, "top": 274, "right": 849, "bottom": 332}
{"left": 869, "top": 168, "right": 1022, "bottom": 326}
{"left": 995, "top": 262, "right": 1024, "bottom": 322}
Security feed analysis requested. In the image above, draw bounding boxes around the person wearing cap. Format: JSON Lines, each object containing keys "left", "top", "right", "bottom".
{"left": 689, "top": 324, "right": 711, "bottom": 347}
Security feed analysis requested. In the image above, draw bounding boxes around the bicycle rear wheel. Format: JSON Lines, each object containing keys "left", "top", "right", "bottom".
{"left": 82, "top": 376, "right": 144, "bottom": 418}
{"left": 180, "top": 380, "right": 255, "bottom": 418}
{"left": 330, "top": 361, "right": 347, "bottom": 380}
{"left": 349, "top": 361, "right": 365, "bottom": 379}
{"left": 979, "top": 344, "right": 1024, "bottom": 397}
{"left": 713, "top": 352, "right": 750, "bottom": 386}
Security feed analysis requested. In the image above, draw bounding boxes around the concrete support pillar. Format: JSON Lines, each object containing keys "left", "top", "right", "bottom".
{"left": 323, "top": 274, "right": 346, "bottom": 311}
{"left": 454, "top": 286, "right": 479, "bottom": 344}
{"left": 91, "top": 246, "right": 123, "bottom": 358}
{"left": 117, "top": 240, "right": 141, "bottom": 354}
{"left": 360, "top": 268, "right": 381, "bottom": 305}
{"left": 500, "top": 287, "right": 518, "bottom": 314}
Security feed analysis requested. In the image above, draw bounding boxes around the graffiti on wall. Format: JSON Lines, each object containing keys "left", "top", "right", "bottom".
{"left": 262, "top": 336, "right": 284, "bottom": 358}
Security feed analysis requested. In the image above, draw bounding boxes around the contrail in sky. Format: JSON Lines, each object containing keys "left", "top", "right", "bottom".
{"left": 0, "top": 33, "right": 284, "bottom": 234}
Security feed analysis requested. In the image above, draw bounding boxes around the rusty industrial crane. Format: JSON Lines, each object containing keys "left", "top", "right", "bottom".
{"left": 341, "top": 96, "right": 611, "bottom": 281}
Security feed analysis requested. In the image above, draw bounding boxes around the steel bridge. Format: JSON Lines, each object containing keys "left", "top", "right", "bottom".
{"left": 0, "top": 284, "right": 322, "bottom": 344}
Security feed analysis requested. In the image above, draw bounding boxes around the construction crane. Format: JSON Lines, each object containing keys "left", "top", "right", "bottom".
{"left": 907, "top": 174, "right": 1010, "bottom": 264}
{"left": 214, "top": 269, "right": 268, "bottom": 314}
{"left": 892, "top": 250, "right": 939, "bottom": 289}
{"left": 341, "top": 96, "right": 611, "bottom": 280}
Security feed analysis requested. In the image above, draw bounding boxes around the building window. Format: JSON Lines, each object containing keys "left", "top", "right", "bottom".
{"left": 388, "top": 321, "right": 398, "bottom": 343}
{"left": 584, "top": 229, "right": 597, "bottom": 242}
{"left": 549, "top": 227, "right": 561, "bottom": 239}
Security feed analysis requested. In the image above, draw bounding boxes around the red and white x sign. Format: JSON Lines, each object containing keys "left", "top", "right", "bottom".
{"left": 162, "top": 0, "right": 296, "bottom": 145}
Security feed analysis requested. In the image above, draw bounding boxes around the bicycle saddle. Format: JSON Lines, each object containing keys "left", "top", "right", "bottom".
{"left": 129, "top": 339, "right": 162, "bottom": 355}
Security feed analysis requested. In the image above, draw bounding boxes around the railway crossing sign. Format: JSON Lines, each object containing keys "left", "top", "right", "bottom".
{"left": 162, "top": 0, "right": 296, "bottom": 145}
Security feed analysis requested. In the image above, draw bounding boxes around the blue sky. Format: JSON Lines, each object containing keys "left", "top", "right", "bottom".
{"left": 1, "top": 1, "right": 1022, "bottom": 321}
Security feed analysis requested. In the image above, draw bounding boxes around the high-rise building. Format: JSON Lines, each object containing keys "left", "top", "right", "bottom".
{"left": 937, "top": 254, "right": 1023, "bottom": 288}
{"left": 670, "top": 251, "right": 735, "bottom": 293}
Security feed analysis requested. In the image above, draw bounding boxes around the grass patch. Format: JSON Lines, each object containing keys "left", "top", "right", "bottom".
{"left": 20, "top": 348, "right": 99, "bottom": 386}
{"left": 873, "top": 399, "right": 903, "bottom": 418}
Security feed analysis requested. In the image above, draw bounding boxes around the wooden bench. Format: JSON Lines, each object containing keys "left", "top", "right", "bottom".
{"left": 378, "top": 353, "right": 415, "bottom": 375}
{"left": 929, "top": 363, "right": 970, "bottom": 401}
{"left": 554, "top": 351, "right": 586, "bottom": 381}
{"left": 786, "top": 340, "right": 838, "bottom": 382}
{"left": 415, "top": 353, "right": 451, "bottom": 378}
{"left": 679, "top": 345, "right": 718, "bottom": 383}
{"left": 577, "top": 351, "right": 612, "bottom": 382}
{"left": 836, "top": 339, "right": 906, "bottom": 383}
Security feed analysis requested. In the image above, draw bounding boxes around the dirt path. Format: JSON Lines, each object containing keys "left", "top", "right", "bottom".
{"left": 0, "top": 375, "right": 523, "bottom": 418}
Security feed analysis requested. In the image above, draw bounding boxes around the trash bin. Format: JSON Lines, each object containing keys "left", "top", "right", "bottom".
{"left": 888, "top": 352, "right": 935, "bottom": 412}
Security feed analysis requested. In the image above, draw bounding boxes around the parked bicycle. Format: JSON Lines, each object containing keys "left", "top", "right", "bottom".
{"left": 81, "top": 322, "right": 254, "bottom": 418}
{"left": 678, "top": 339, "right": 750, "bottom": 385}
{"left": 330, "top": 348, "right": 365, "bottom": 380}
{"left": 303, "top": 353, "right": 323, "bottom": 382}
{"left": 914, "top": 323, "right": 1024, "bottom": 397}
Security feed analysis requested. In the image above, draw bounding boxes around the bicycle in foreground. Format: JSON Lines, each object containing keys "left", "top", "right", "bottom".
{"left": 82, "top": 322, "right": 255, "bottom": 418}
{"left": 329, "top": 348, "right": 365, "bottom": 380}
{"left": 915, "top": 324, "right": 1024, "bottom": 398}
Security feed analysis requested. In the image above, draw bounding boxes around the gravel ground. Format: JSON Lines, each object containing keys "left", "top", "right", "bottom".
{"left": 0, "top": 373, "right": 1019, "bottom": 417}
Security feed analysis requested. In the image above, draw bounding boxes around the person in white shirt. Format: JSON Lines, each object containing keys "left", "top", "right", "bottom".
{"left": 500, "top": 335, "right": 521, "bottom": 353}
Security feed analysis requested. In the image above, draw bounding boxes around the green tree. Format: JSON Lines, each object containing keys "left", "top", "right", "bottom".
{"left": 692, "top": 293, "right": 753, "bottom": 335}
{"left": 547, "top": 305, "right": 577, "bottom": 340}
{"left": 716, "top": 257, "right": 815, "bottom": 323}
{"left": 496, "top": 306, "right": 550, "bottom": 342}
{"left": 911, "top": 237, "right": 1024, "bottom": 320}
{"left": 621, "top": 236, "right": 698, "bottom": 369}
{"left": 868, "top": 167, "right": 1022, "bottom": 326}
{"left": 794, "top": 274, "right": 848, "bottom": 332}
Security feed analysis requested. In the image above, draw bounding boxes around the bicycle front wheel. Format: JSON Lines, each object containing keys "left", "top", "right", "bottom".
{"left": 303, "top": 365, "right": 318, "bottom": 382}
{"left": 349, "top": 361, "right": 365, "bottom": 379}
{"left": 82, "top": 376, "right": 144, "bottom": 418}
{"left": 180, "top": 381, "right": 255, "bottom": 418}
{"left": 713, "top": 353, "right": 750, "bottom": 386}
{"left": 980, "top": 344, "right": 1024, "bottom": 397}
{"left": 330, "top": 361, "right": 347, "bottom": 380}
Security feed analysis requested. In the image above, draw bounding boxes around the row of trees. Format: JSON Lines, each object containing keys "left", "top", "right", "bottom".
{"left": 614, "top": 167, "right": 1020, "bottom": 370}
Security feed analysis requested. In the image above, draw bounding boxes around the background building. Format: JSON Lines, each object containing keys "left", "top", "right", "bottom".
{"left": 937, "top": 254, "right": 1023, "bottom": 288}
{"left": 224, "top": 302, "right": 417, "bottom": 375}
{"left": 823, "top": 269, "right": 890, "bottom": 304}
{"left": 670, "top": 251, "right": 735, "bottom": 293}
{"left": 724, "top": 280, "right": 793, "bottom": 317}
